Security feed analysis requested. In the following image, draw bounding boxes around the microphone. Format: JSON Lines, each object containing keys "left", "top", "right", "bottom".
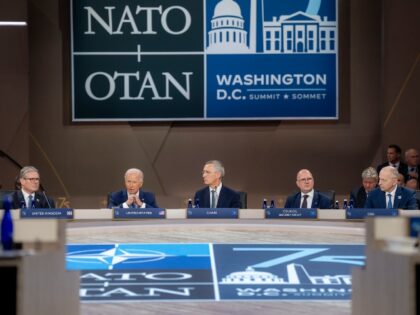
{"left": 42, "top": 191, "right": 52, "bottom": 208}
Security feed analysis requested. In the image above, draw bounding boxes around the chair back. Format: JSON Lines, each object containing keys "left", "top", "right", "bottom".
{"left": 320, "top": 189, "right": 335, "bottom": 208}
{"left": 238, "top": 191, "right": 247, "bottom": 209}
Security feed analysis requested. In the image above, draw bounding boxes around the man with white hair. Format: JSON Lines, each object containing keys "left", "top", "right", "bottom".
{"left": 364, "top": 166, "right": 417, "bottom": 209}
{"left": 107, "top": 168, "right": 158, "bottom": 208}
{"left": 193, "top": 160, "right": 242, "bottom": 208}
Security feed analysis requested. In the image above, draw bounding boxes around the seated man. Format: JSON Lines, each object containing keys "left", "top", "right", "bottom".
{"left": 405, "top": 148, "right": 419, "bottom": 180}
{"left": 365, "top": 166, "right": 417, "bottom": 209}
{"left": 350, "top": 167, "right": 378, "bottom": 208}
{"left": 284, "top": 169, "right": 332, "bottom": 209}
{"left": 194, "top": 160, "right": 242, "bottom": 208}
{"left": 108, "top": 168, "right": 158, "bottom": 208}
{"left": 376, "top": 144, "right": 408, "bottom": 180}
{"left": 10, "top": 166, "right": 55, "bottom": 208}
{"left": 405, "top": 178, "right": 418, "bottom": 191}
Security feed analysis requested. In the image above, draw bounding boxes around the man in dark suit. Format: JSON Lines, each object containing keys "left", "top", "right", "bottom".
{"left": 194, "top": 160, "right": 242, "bottom": 208}
{"left": 284, "top": 169, "right": 332, "bottom": 209}
{"left": 10, "top": 166, "right": 55, "bottom": 209}
{"left": 405, "top": 148, "right": 419, "bottom": 182}
{"left": 376, "top": 144, "right": 408, "bottom": 180}
{"left": 108, "top": 168, "right": 158, "bottom": 208}
{"left": 365, "top": 166, "right": 417, "bottom": 209}
{"left": 350, "top": 167, "right": 378, "bottom": 208}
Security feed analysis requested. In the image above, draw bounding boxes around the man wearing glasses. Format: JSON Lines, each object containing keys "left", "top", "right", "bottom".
{"left": 10, "top": 166, "right": 55, "bottom": 209}
{"left": 284, "top": 169, "right": 332, "bottom": 209}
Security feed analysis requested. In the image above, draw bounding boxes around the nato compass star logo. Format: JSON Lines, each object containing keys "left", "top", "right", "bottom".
{"left": 66, "top": 244, "right": 167, "bottom": 270}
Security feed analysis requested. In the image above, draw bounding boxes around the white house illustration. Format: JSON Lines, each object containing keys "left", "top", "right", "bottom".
{"left": 207, "top": 0, "right": 337, "bottom": 54}
{"left": 264, "top": 11, "right": 337, "bottom": 53}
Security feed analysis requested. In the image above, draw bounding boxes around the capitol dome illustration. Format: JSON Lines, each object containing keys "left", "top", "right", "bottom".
{"left": 221, "top": 267, "right": 283, "bottom": 284}
{"left": 207, "top": 0, "right": 250, "bottom": 53}
{"left": 213, "top": 0, "right": 242, "bottom": 18}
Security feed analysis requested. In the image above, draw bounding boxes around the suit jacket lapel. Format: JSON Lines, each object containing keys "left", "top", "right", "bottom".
{"left": 16, "top": 191, "right": 25, "bottom": 208}
{"left": 394, "top": 186, "right": 402, "bottom": 208}
{"left": 217, "top": 186, "right": 226, "bottom": 208}
{"left": 139, "top": 190, "right": 146, "bottom": 203}
{"left": 294, "top": 193, "right": 301, "bottom": 208}
{"left": 311, "top": 191, "right": 319, "bottom": 208}
{"left": 379, "top": 191, "right": 387, "bottom": 208}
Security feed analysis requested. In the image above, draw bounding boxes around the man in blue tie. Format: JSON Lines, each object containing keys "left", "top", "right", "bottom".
{"left": 107, "top": 168, "right": 158, "bottom": 208}
{"left": 193, "top": 160, "right": 242, "bottom": 208}
{"left": 10, "top": 166, "right": 55, "bottom": 209}
{"left": 365, "top": 166, "right": 417, "bottom": 209}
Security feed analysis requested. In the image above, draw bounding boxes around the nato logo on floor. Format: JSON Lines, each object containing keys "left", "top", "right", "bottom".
{"left": 67, "top": 243, "right": 364, "bottom": 301}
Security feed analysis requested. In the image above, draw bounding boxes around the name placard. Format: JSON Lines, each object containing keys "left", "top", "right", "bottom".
{"left": 113, "top": 208, "right": 166, "bottom": 219}
{"left": 20, "top": 208, "right": 74, "bottom": 219}
{"left": 265, "top": 208, "right": 318, "bottom": 219}
{"left": 187, "top": 208, "right": 238, "bottom": 219}
{"left": 346, "top": 208, "right": 398, "bottom": 219}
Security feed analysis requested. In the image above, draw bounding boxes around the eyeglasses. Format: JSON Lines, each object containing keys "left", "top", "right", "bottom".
{"left": 24, "top": 177, "right": 40, "bottom": 182}
{"left": 298, "top": 178, "right": 313, "bottom": 182}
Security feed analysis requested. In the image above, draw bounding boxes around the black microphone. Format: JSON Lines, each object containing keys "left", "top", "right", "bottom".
{"left": 42, "top": 191, "right": 52, "bottom": 208}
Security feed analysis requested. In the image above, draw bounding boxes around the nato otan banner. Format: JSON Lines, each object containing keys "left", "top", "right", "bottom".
{"left": 71, "top": 0, "right": 338, "bottom": 121}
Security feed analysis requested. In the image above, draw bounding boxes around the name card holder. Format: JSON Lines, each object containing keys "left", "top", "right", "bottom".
{"left": 20, "top": 208, "right": 74, "bottom": 219}
{"left": 265, "top": 208, "right": 318, "bottom": 219}
{"left": 346, "top": 208, "right": 399, "bottom": 219}
{"left": 187, "top": 208, "right": 239, "bottom": 219}
{"left": 113, "top": 208, "right": 166, "bottom": 219}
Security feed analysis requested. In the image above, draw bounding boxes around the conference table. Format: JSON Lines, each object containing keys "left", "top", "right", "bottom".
{"left": 7, "top": 208, "right": 419, "bottom": 315}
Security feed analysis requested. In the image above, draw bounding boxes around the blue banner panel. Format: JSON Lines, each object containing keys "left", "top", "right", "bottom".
{"left": 71, "top": 0, "right": 338, "bottom": 121}
{"left": 213, "top": 244, "right": 365, "bottom": 300}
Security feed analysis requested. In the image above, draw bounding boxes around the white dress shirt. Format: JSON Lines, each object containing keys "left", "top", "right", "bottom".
{"left": 300, "top": 190, "right": 314, "bottom": 208}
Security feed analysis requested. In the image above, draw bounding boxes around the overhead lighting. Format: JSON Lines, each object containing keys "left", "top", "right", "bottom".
{"left": 0, "top": 21, "right": 27, "bottom": 26}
